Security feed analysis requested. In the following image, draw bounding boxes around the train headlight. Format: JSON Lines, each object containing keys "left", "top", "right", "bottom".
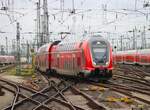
{"left": 106, "top": 62, "right": 109, "bottom": 65}
{"left": 93, "top": 62, "right": 96, "bottom": 65}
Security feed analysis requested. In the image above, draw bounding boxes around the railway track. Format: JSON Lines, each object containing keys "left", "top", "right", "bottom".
{"left": 1, "top": 73, "right": 108, "bottom": 110}
{"left": 67, "top": 64, "right": 150, "bottom": 109}
{"left": 74, "top": 80, "right": 149, "bottom": 109}
{"left": 0, "top": 64, "right": 15, "bottom": 73}
{"left": 116, "top": 64, "right": 150, "bottom": 79}
{"left": 106, "top": 64, "right": 150, "bottom": 105}
{"left": 114, "top": 65, "right": 150, "bottom": 89}
{"left": 39, "top": 73, "right": 107, "bottom": 110}
{"left": 0, "top": 78, "right": 38, "bottom": 110}
{"left": 43, "top": 73, "right": 150, "bottom": 109}
{"left": 103, "top": 82, "right": 150, "bottom": 104}
{"left": 1, "top": 65, "right": 150, "bottom": 110}
{"left": 5, "top": 81, "right": 106, "bottom": 110}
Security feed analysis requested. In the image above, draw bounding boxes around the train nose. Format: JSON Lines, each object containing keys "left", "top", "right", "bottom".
{"left": 90, "top": 68, "right": 111, "bottom": 78}
{"left": 94, "top": 68, "right": 105, "bottom": 75}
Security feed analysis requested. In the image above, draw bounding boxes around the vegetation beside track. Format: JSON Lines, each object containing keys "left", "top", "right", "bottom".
{"left": 7, "top": 64, "right": 34, "bottom": 76}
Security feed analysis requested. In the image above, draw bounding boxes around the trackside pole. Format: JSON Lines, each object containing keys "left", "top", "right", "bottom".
{"left": 16, "top": 22, "right": 21, "bottom": 75}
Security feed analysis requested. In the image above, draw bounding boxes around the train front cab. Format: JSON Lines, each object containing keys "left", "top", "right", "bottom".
{"left": 80, "top": 37, "right": 113, "bottom": 79}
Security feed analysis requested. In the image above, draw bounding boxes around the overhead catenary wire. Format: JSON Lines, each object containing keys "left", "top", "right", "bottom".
{"left": 1, "top": 0, "right": 150, "bottom": 50}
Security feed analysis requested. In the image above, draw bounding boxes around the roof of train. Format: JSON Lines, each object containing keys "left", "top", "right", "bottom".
{"left": 37, "top": 43, "right": 52, "bottom": 53}
{"left": 114, "top": 50, "right": 137, "bottom": 55}
{"left": 59, "top": 34, "right": 105, "bottom": 45}
{"left": 56, "top": 35, "right": 109, "bottom": 51}
{"left": 37, "top": 34, "right": 108, "bottom": 53}
{"left": 114, "top": 49, "right": 150, "bottom": 55}
{"left": 138, "top": 49, "right": 150, "bottom": 54}
{"left": 0, "top": 55, "right": 15, "bottom": 57}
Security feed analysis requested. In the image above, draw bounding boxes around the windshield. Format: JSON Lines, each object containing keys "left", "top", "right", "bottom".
{"left": 91, "top": 41, "right": 108, "bottom": 65}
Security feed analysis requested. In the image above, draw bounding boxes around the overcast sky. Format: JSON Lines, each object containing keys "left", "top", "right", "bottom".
{"left": 0, "top": 0, "right": 150, "bottom": 50}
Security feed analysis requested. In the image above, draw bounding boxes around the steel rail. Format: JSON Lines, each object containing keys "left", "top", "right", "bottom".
{"left": 71, "top": 86, "right": 109, "bottom": 110}
{"left": 4, "top": 79, "right": 75, "bottom": 110}
{"left": 0, "top": 78, "right": 38, "bottom": 94}
{"left": 48, "top": 78, "right": 108, "bottom": 110}
{"left": 89, "top": 82, "right": 150, "bottom": 105}
{"left": 4, "top": 86, "right": 50, "bottom": 109}
{"left": 1, "top": 77, "right": 50, "bottom": 110}
{"left": 116, "top": 64, "right": 150, "bottom": 77}
{"left": 0, "top": 78, "right": 37, "bottom": 110}
{"left": 0, "top": 83, "right": 27, "bottom": 99}
{"left": 43, "top": 80, "right": 77, "bottom": 110}
{"left": 113, "top": 74, "right": 150, "bottom": 87}
{"left": 0, "top": 64, "right": 15, "bottom": 73}
{"left": 0, "top": 78, "right": 23, "bottom": 110}
{"left": 108, "top": 81, "right": 150, "bottom": 96}
{"left": 2, "top": 81, "right": 68, "bottom": 110}
{"left": 40, "top": 79, "right": 85, "bottom": 110}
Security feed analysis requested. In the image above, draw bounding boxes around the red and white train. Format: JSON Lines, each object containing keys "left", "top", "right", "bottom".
{"left": 0, "top": 55, "right": 15, "bottom": 65}
{"left": 35, "top": 35, "right": 113, "bottom": 79}
{"left": 113, "top": 49, "right": 150, "bottom": 65}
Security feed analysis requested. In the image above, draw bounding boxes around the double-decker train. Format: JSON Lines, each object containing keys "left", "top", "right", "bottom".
{"left": 113, "top": 49, "right": 150, "bottom": 65}
{"left": 35, "top": 35, "right": 113, "bottom": 80}
{"left": 0, "top": 55, "right": 15, "bottom": 65}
